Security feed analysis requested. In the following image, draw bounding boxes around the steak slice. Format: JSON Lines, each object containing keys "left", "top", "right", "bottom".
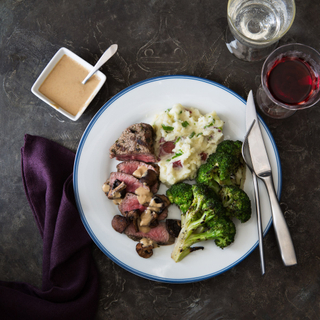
{"left": 109, "top": 123, "right": 158, "bottom": 163}
{"left": 117, "top": 160, "right": 160, "bottom": 176}
{"left": 118, "top": 193, "right": 169, "bottom": 220}
{"left": 109, "top": 172, "right": 150, "bottom": 194}
{"left": 124, "top": 221, "right": 176, "bottom": 245}
{"left": 118, "top": 193, "right": 147, "bottom": 215}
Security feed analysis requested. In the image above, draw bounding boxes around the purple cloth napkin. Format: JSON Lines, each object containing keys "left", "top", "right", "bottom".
{"left": 0, "top": 134, "right": 99, "bottom": 320}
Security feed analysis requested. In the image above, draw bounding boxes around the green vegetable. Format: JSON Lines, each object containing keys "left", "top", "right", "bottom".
{"left": 162, "top": 124, "right": 174, "bottom": 132}
{"left": 219, "top": 185, "right": 251, "bottom": 223}
{"left": 182, "top": 121, "right": 189, "bottom": 128}
{"left": 171, "top": 184, "right": 236, "bottom": 262}
{"left": 204, "top": 120, "right": 215, "bottom": 129}
{"left": 172, "top": 150, "right": 183, "bottom": 159}
{"left": 166, "top": 182, "right": 194, "bottom": 215}
{"left": 189, "top": 131, "right": 195, "bottom": 139}
{"left": 215, "top": 140, "right": 242, "bottom": 158}
{"left": 196, "top": 140, "right": 245, "bottom": 188}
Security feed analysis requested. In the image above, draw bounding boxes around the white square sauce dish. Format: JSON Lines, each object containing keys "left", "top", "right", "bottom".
{"left": 31, "top": 47, "right": 106, "bottom": 121}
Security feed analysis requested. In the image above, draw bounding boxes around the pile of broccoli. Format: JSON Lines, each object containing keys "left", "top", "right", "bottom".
{"left": 166, "top": 140, "right": 251, "bottom": 262}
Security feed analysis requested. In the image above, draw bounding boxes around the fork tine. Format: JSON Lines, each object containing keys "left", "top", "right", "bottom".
{"left": 242, "top": 119, "right": 255, "bottom": 172}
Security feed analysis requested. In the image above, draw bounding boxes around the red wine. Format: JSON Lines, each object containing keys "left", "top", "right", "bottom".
{"left": 267, "top": 56, "right": 319, "bottom": 105}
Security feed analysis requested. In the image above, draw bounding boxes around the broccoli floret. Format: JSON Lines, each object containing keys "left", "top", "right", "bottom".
{"left": 198, "top": 152, "right": 241, "bottom": 186}
{"left": 171, "top": 184, "right": 234, "bottom": 262}
{"left": 195, "top": 162, "right": 221, "bottom": 194}
{"left": 166, "top": 182, "right": 193, "bottom": 214}
{"left": 196, "top": 140, "right": 246, "bottom": 189}
{"left": 188, "top": 215, "right": 236, "bottom": 248}
{"left": 215, "top": 140, "right": 242, "bottom": 159}
{"left": 219, "top": 185, "right": 252, "bottom": 223}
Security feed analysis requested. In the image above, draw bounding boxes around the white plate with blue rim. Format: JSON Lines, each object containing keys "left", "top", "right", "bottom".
{"left": 73, "top": 75, "right": 280, "bottom": 283}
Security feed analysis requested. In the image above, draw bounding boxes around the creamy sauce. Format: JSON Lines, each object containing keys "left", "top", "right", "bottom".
{"left": 39, "top": 55, "right": 101, "bottom": 116}
{"left": 113, "top": 199, "right": 122, "bottom": 205}
{"left": 135, "top": 186, "right": 153, "bottom": 205}
{"left": 148, "top": 198, "right": 163, "bottom": 212}
{"left": 102, "top": 183, "right": 110, "bottom": 193}
{"left": 140, "top": 209, "right": 154, "bottom": 227}
{"left": 139, "top": 225, "right": 151, "bottom": 233}
{"left": 132, "top": 165, "right": 148, "bottom": 178}
{"left": 140, "top": 238, "right": 158, "bottom": 248}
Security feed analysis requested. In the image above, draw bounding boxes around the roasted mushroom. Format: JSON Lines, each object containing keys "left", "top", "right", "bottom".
{"left": 140, "top": 209, "right": 158, "bottom": 230}
{"left": 136, "top": 238, "right": 158, "bottom": 258}
{"left": 111, "top": 215, "right": 130, "bottom": 233}
{"left": 139, "top": 169, "right": 158, "bottom": 187}
{"left": 108, "top": 180, "right": 126, "bottom": 200}
{"left": 125, "top": 209, "right": 140, "bottom": 232}
{"left": 148, "top": 194, "right": 171, "bottom": 214}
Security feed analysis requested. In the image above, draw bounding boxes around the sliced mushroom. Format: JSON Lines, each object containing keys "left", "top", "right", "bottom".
{"left": 136, "top": 238, "right": 159, "bottom": 258}
{"left": 125, "top": 209, "right": 140, "bottom": 232}
{"left": 108, "top": 180, "right": 127, "bottom": 199}
{"left": 132, "top": 165, "right": 148, "bottom": 178}
{"left": 139, "top": 169, "right": 158, "bottom": 186}
{"left": 148, "top": 194, "right": 171, "bottom": 214}
{"left": 136, "top": 242, "right": 153, "bottom": 258}
{"left": 140, "top": 209, "right": 159, "bottom": 230}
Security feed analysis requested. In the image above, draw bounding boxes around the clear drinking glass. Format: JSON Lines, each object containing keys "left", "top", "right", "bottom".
{"left": 226, "top": 0, "right": 296, "bottom": 62}
{"left": 256, "top": 43, "right": 320, "bottom": 119}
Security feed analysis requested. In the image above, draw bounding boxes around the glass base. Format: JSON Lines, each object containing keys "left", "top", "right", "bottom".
{"left": 256, "top": 86, "right": 296, "bottom": 119}
{"left": 225, "top": 27, "right": 278, "bottom": 62}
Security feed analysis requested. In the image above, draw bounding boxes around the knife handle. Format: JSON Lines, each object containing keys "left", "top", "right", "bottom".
{"left": 262, "top": 175, "right": 297, "bottom": 267}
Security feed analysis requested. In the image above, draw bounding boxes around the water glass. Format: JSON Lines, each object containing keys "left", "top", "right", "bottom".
{"left": 226, "top": 0, "right": 296, "bottom": 62}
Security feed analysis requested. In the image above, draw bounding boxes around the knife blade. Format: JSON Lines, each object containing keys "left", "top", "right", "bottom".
{"left": 246, "top": 90, "right": 297, "bottom": 267}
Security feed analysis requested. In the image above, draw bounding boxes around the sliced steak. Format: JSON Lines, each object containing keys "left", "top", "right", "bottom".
{"left": 109, "top": 123, "right": 158, "bottom": 163}
{"left": 109, "top": 172, "right": 150, "bottom": 194}
{"left": 124, "top": 221, "right": 176, "bottom": 245}
{"left": 117, "top": 160, "right": 160, "bottom": 176}
{"left": 118, "top": 193, "right": 170, "bottom": 219}
{"left": 118, "top": 193, "right": 147, "bottom": 215}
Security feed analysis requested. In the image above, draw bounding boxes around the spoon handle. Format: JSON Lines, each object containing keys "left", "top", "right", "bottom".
{"left": 82, "top": 44, "right": 118, "bottom": 85}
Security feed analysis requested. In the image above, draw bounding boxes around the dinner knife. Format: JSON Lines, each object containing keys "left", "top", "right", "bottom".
{"left": 246, "top": 91, "right": 297, "bottom": 267}
{"left": 243, "top": 120, "right": 265, "bottom": 275}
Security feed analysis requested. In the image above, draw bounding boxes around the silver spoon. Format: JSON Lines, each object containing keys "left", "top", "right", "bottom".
{"left": 242, "top": 119, "right": 265, "bottom": 275}
{"left": 82, "top": 44, "right": 118, "bottom": 85}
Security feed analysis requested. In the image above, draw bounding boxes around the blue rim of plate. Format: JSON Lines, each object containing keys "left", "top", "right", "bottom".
{"left": 73, "top": 75, "right": 281, "bottom": 284}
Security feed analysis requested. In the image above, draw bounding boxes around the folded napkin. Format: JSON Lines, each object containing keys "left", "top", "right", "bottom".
{"left": 0, "top": 134, "right": 99, "bottom": 320}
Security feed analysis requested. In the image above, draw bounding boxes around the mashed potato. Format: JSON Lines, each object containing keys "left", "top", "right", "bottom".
{"left": 153, "top": 103, "right": 224, "bottom": 185}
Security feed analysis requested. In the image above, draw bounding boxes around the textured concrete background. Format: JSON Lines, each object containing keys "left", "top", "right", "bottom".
{"left": 1, "top": 0, "right": 320, "bottom": 319}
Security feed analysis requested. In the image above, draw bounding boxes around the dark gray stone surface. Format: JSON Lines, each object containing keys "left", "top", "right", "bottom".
{"left": 1, "top": 0, "right": 320, "bottom": 319}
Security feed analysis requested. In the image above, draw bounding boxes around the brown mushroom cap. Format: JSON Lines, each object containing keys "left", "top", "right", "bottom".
{"left": 136, "top": 242, "right": 153, "bottom": 258}
{"left": 139, "top": 169, "right": 158, "bottom": 186}
{"left": 111, "top": 215, "right": 130, "bottom": 233}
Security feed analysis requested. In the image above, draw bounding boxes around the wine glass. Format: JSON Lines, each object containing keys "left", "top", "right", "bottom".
{"left": 226, "top": 0, "right": 296, "bottom": 62}
{"left": 256, "top": 43, "right": 320, "bottom": 119}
